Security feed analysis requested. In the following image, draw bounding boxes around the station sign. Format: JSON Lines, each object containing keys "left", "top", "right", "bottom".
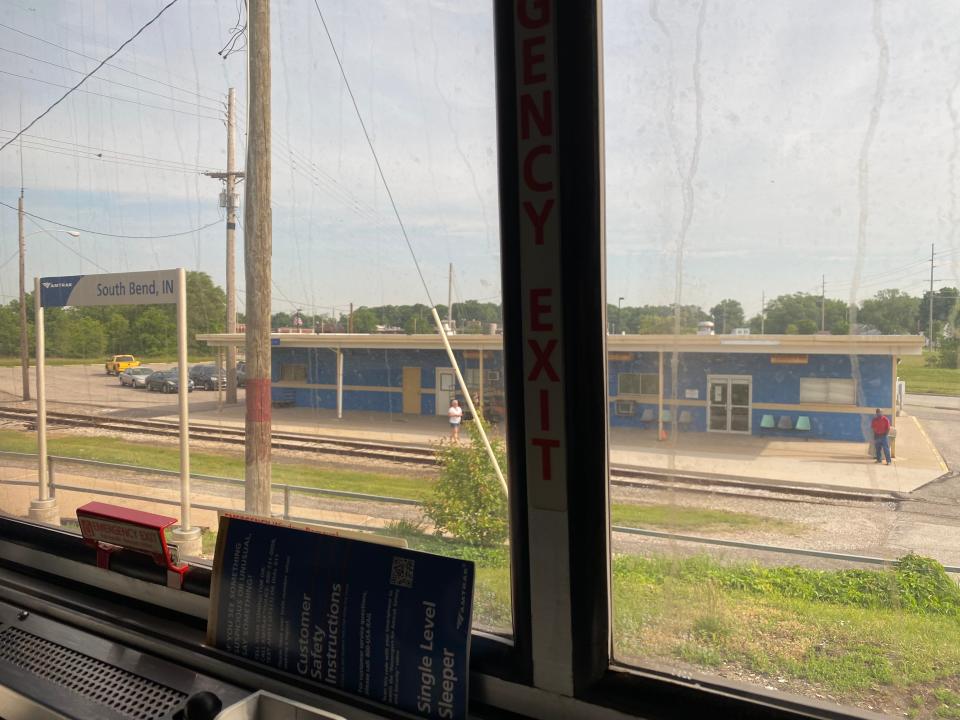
{"left": 771, "top": 354, "right": 809, "bottom": 365}
{"left": 40, "top": 269, "right": 179, "bottom": 307}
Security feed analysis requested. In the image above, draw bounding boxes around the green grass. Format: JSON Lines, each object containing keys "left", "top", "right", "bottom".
{"left": 610, "top": 503, "right": 798, "bottom": 534}
{"left": 900, "top": 354, "right": 960, "bottom": 396}
{"left": 612, "top": 553, "right": 960, "bottom": 711}
{"left": 0, "top": 429, "right": 434, "bottom": 501}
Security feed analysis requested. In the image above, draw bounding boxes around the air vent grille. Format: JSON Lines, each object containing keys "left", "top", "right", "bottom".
{"left": 0, "top": 625, "right": 187, "bottom": 719}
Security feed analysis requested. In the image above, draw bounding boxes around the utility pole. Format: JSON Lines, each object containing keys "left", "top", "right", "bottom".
{"left": 760, "top": 291, "right": 765, "bottom": 334}
{"left": 17, "top": 192, "right": 29, "bottom": 401}
{"left": 204, "top": 88, "right": 244, "bottom": 404}
{"left": 929, "top": 243, "right": 935, "bottom": 350}
{"left": 348, "top": 302, "right": 353, "bottom": 333}
{"left": 244, "top": 0, "right": 272, "bottom": 516}
{"left": 447, "top": 262, "right": 454, "bottom": 332}
{"left": 821, "top": 274, "right": 826, "bottom": 332}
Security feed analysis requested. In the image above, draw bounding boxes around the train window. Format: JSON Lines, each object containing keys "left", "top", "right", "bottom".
{"left": 0, "top": 0, "right": 513, "bottom": 650}
{"left": 604, "top": 0, "right": 958, "bottom": 717}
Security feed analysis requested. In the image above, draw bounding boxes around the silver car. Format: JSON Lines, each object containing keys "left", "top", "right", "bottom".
{"left": 119, "top": 367, "right": 154, "bottom": 388}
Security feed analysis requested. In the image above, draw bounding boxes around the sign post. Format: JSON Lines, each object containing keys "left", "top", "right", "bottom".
{"left": 28, "top": 277, "right": 56, "bottom": 525}
{"left": 34, "top": 269, "right": 201, "bottom": 555}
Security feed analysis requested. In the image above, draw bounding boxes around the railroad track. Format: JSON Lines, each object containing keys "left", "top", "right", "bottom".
{"left": 0, "top": 407, "right": 899, "bottom": 502}
{"left": 0, "top": 408, "right": 437, "bottom": 466}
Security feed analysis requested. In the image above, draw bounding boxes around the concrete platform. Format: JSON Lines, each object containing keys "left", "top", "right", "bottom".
{"left": 132, "top": 401, "right": 949, "bottom": 496}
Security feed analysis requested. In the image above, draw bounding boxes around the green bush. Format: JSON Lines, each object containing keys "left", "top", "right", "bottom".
{"left": 422, "top": 419, "right": 508, "bottom": 547}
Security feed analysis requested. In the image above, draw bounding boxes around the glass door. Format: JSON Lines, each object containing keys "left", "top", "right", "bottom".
{"left": 707, "top": 376, "right": 752, "bottom": 433}
{"left": 708, "top": 379, "right": 728, "bottom": 431}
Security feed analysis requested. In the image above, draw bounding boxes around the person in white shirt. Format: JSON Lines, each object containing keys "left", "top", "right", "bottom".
{"left": 447, "top": 399, "right": 463, "bottom": 442}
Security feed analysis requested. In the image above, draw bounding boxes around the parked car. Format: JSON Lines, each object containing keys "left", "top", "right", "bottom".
{"left": 145, "top": 369, "right": 195, "bottom": 393}
{"left": 119, "top": 367, "right": 154, "bottom": 388}
{"left": 236, "top": 361, "right": 247, "bottom": 388}
{"left": 189, "top": 364, "right": 226, "bottom": 391}
{"left": 105, "top": 355, "right": 140, "bottom": 376}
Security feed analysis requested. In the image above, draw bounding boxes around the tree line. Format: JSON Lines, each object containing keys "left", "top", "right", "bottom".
{"left": 0, "top": 271, "right": 227, "bottom": 359}
{"left": 609, "top": 288, "right": 959, "bottom": 338}
{"left": 3, "top": 276, "right": 957, "bottom": 363}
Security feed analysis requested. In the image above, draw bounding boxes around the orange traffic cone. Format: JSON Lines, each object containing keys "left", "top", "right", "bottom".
{"left": 658, "top": 428, "right": 668, "bottom": 441}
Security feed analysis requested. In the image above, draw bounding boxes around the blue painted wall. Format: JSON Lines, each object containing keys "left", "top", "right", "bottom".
{"left": 271, "top": 346, "right": 890, "bottom": 441}
{"left": 270, "top": 346, "right": 503, "bottom": 416}
{"left": 608, "top": 352, "right": 892, "bottom": 440}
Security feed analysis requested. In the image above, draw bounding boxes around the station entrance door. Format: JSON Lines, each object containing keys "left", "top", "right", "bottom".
{"left": 435, "top": 368, "right": 456, "bottom": 415}
{"left": 707, "top": 375, "right": 752, "bottom": 433}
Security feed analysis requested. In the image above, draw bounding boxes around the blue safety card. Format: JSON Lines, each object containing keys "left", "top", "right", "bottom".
{"left": 207, "top": 515, "right": 474, "bottom": 719}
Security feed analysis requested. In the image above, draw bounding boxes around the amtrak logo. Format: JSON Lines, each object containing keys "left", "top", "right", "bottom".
{"left": 41, "top": 281, "right": 74, "bottom": 289}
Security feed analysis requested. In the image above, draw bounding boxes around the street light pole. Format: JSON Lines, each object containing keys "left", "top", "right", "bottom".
{"left": 617, "top": 296, "right": 624, "bottom": 335}
{"left": 17, "top": 216, "right": 80, "bottom": 402}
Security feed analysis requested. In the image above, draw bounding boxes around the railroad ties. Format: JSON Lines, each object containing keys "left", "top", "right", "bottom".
{"left": 0, "top": 408, "right": 436, "bottom": 467}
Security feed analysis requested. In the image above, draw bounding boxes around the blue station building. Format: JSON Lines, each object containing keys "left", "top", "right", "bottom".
{"left": 199, "top": 332, "right": 923, "bottom": 442}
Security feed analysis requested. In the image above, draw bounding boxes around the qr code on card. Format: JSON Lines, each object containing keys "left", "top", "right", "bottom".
{"left": 390, "top": 557, "right": 415, "bottom": 588}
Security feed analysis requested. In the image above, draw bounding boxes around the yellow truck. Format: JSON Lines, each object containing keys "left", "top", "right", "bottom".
{"left": 105, "top": 355, "right": 140, "bottom": 376}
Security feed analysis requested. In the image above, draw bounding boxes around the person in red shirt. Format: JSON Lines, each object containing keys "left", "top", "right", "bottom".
{"left": 871, "top": 408, "right": 892, "bottom": 465}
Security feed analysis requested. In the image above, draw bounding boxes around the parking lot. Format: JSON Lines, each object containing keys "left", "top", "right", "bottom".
{"left": 0, "top": 361, "right": 244, "bottom": 411}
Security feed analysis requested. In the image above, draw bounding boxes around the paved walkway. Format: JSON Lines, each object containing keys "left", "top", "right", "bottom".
{"left": 128, "top": 401, "right": 950, "bottom": 496}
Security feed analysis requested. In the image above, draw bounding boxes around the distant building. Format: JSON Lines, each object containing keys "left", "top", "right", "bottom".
{"left": 200, "top": 332, "right": 923, "bottom": 442}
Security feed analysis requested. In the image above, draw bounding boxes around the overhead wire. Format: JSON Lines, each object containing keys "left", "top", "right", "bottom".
{"left": 0, "top": 0, "right": 186, "bottom": 154}
{"left": 1, "top": 129, "right": 210, "bottom": 168}
{"left": 2, "top": 132, "right": 213, "bottom": 175}
{"left": 0, "top": 20, "right": 223, "bottom": 104}
{"left": 0, "top": 47, "right": 224, "bottom": 114}
{"left": 10, "top": 142, "right": 211, "bottom": 175}
{"left": 0, "top": 70, "right": 221, "bottom": 122}
{"left": 0, "top": 200, "right": 221, "bottom": 239}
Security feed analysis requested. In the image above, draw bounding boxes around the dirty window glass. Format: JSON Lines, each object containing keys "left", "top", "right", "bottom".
{"left": 605, "top": 1, "right": 960, "bottom": 716}
{"left": 0, "top": 1, "right": 509, "bottom": 636}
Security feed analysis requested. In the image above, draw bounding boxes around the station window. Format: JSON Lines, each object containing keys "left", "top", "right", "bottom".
{"left": 799, "top": 378, "right": 856, "bottom": 405}
{"left": 617, "top": 372, "right": 659, "bottom": 396}
{"left": 278, "top": 363, "right": 307, "bottom": 383}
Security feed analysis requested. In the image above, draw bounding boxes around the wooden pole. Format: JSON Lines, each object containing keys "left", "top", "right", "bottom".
{"left": 226, "top": 87, "right": 239, "bottom": 404}
{"left": 18, "top": 195, "right": 29, "bottom": 401}
{"left": 244, "top": 0, "right": 272, "bottom": 516}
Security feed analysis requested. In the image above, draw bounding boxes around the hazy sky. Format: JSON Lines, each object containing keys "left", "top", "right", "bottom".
{"left": 1, "top": 0, "right": 959, "bottom": 318}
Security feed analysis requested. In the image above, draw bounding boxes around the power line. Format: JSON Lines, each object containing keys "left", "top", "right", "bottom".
{"left": 0, "top": 0, "right": 185, "bottom": 155}
{"left": 0, "top": 20, "right": 223, "bottom": 105}
{"left": 0, "top": 128, "right": 207, "bottom": 168}
{"left": 0, "top": 70, "right": 220, "bottom": 122}
{"left": 4, "top": 134, "right": 212, "bottom": 175}
{"left": 11, "top": 140, "right": 210, "bottom": 175}
{"left": 0, "top": 200, "right": 221, "bottom": 239}
{"left": 0, "top": 46, "right": 223, "bottom": 114}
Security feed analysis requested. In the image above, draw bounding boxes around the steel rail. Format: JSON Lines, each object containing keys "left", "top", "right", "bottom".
{"left": 0, "top": 408, "right": 913, "bottom": 501}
